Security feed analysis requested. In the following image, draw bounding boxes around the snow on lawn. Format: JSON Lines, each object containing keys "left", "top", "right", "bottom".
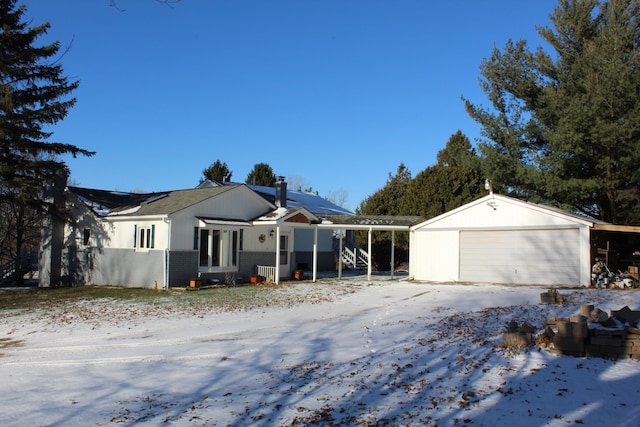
{"left": 2, "top": 279, "right": 640, "bottom": 426}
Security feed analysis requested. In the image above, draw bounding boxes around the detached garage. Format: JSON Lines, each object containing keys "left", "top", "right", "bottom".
{"left": 409, "top": 194, "right": 599, "bottom": 286}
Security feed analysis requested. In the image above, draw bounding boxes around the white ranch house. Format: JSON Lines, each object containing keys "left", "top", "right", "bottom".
{"left": 39, "top": 177, "right": 640, "bottom": 288}
{"left": 39, "top": 179, "right": 356, "bottom": 288}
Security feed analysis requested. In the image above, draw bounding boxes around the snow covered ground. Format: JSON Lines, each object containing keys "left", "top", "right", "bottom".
{"left": 1, "top": 279, "right": 640, "bottom": 426}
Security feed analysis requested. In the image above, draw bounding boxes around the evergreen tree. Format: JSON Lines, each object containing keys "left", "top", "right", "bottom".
{"left": 200, "top": 160, "right": 232, "bottom": 183}
{"left": 356, "top": 163, "right": 412, "bottom": 216}
{"left": 464, "top": 0, "right": 640, "bottom": 224}
{"left": 245, "top": 162, "right": 276, "bottom": 187}
{"left": 401, "top": 131, "right": 484, "bottom": 218}
{"left": 355, "top": 163, "right": 412, "bottom": 270}
{"left": 0, "top": 0, "right": 94, "bottom": 284}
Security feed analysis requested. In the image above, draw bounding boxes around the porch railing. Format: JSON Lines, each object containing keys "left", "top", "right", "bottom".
{"left": 341, "top": 246, "right": 369, "bottom": 270}
{"left": 256, "top": 265, "right": 276, "bottom": 281}
{"left": 1, "top": 258, "right": 16, "bottom": 282}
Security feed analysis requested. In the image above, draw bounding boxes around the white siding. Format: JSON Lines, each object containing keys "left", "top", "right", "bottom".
{"left": 294, "top": 229, "right": 333, "bottom": 252}
{"left": 418, "top": 195, "right": 592, "bottom": 230}
{"left": 107, "top": 219, "right": 168, "bottom": 250}
{"left": 169, "top": 187, "right": 269, "bottom": 251}
{"left": 410, "top": 230, "right": 459, "bottom": 282}
{"left": 242, "top": 227, "right": 279, "bottom": 252}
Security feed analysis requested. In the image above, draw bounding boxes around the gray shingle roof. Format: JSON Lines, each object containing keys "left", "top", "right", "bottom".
{"left": 113, "top": 185, "right": 240, "bottom": 216}
{"left": 69, "top": 185, "right": 242, "bottom": 217}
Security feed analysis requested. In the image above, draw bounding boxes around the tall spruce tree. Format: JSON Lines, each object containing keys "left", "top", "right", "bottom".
{"left": 245, "top": 163, "right": 276, "bottom": 187}
{"left": 401, "top": 131, "right": 484, "bottom": 219}
{"left": 200, "top": 160, "right": 232, "bottom": 183}
{"left": 464, "top": 0, "right": 640, "bottom": 224}
{"left": 355, "top": 163, "right": 412, "bottom": 270}
{"left": 0, "top": 0, "right": 94, "bottom": 283}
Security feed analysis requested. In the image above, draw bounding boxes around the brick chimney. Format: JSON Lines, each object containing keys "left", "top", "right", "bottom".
{"left": 275, "top": 176, "right": 287, "bottom": 208}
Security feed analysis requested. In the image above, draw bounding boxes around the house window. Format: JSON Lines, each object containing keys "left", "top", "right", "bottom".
{"left": 197, "top": 227, "right": 239, "bottom": 269}
{"left": 279, "top": 235, "right": 288, "bottom": 265}
{"left": 83, "top": 229, "right": 91, "bottom": 246}
{"left": 232, "top": 230, "right": 238, "bottom": 265}
{"left": 136, "top": 224, "right": 155, "bottom": 249}
{"left": 212, "top": 230, "right": 220, "bottom": 267}
{"left": 199, "top": 229, "right": 209, "bottom": 267}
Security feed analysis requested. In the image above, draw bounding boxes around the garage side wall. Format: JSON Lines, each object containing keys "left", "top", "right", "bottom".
{"left": 411, "top": 230, "right": 459, "bottom": 282}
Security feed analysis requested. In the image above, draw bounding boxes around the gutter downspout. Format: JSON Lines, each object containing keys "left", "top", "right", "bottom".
{"left": 312, "top": 227, "right": 318, "bottom": 282}
{"left": 275, "top": 225, "right": 281, "bottom": 284}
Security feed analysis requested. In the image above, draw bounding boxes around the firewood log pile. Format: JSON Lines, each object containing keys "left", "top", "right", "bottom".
{"left": 537, "top": 304, "right": 640, "bottom": 359}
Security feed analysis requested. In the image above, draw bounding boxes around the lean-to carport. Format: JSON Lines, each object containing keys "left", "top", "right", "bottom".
{"left": 314, "top": 215, "right": 424, "bottom": 282}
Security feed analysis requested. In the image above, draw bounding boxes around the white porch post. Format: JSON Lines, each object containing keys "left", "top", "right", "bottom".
{"left": 390, "top": 230, "right": 395, "bottom": 279}
{"left": 367, "top": 227, "right": 372, "bottom": 282}
{"left": 312, "top": 227, "right": 318, "bottom": 282}
{"left": 338, "top": 229, "right": 343, "bottom": 279}
{"left": 275, "top": 226, "right": 281, "bottom": 284}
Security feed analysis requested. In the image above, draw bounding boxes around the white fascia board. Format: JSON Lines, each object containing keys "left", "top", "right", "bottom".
{"left": 410, "top": 194, "right": 596, "bottom": 230}
{"left": 199, "top": 219, "right": 253, "bottom": 227}
{"left": 317, "top": 223, "right": 411, "bottom": 231}
{"left": 106, "top": 214, "right": 169, "bottom": 222}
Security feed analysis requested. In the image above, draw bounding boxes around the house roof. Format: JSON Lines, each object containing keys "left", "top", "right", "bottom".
{"left": 68, "top": 186, "right": 170, "bottom": 217}
{"left": 69, "top": 185, "right": 243, "bottom": 217}
{"left": 247, "top": 184, "right": 353, "bottom": 216}
{"left": 120, "top": 185, "right": 242, "bottom": 216}
{"left": 68, "top": 181, "right": 351, "bottom": 220}
{"left": 254, "top": 206, "right": 321, "bottom": 224}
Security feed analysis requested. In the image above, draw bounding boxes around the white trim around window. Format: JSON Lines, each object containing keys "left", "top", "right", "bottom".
{"left": 196, "top": 226, "right": 240, "bottom": 272}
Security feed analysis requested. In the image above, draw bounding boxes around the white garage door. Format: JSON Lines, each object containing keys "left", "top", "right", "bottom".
{"left": 459, "top": 229, "right": 581, "bottom": 285}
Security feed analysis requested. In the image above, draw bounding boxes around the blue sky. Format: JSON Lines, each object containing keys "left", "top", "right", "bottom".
{"left": 25, "top": 0, "right": 556, "bottom": 211}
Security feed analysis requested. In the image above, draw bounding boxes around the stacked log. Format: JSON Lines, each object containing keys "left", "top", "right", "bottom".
{"left": 546, "top": 316, "right": 588, "bottom": 357}
{"left": 544, "top": 305, "right": 640, "bottom": 359}
{"left": 540, "top": 289, "right": 564, "bottom": 304}
{"left": 585, "top": 329, "right": 640, "bottom": 359}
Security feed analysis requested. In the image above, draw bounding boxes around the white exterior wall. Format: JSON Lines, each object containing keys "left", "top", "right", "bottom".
{"left": 105, "top": 217, "right": 169, "bottom": 250}
{"left": 242, "top": 226, "right": 280, "bottom": 252}
{"left": 578, "top": 226, "right": 592, "bottom": 286}
{"left": 428, "top": 196, "right": 588, "bottom": 229}
{"left": 65, "top": 201, "right": 114, "bottom": 249}
{"left": 294, "top": 228, "right": 332, "bottom": 251}
{"left": 410, "top": 230, "right": 459, "bottom": 282}
{"left": 169, "top": 186, "right": 271, "bottom": 251}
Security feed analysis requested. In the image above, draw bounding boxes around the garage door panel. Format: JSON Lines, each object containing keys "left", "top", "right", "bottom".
{"left": 460, "top": 229, "right": 580, "bottom": 285}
